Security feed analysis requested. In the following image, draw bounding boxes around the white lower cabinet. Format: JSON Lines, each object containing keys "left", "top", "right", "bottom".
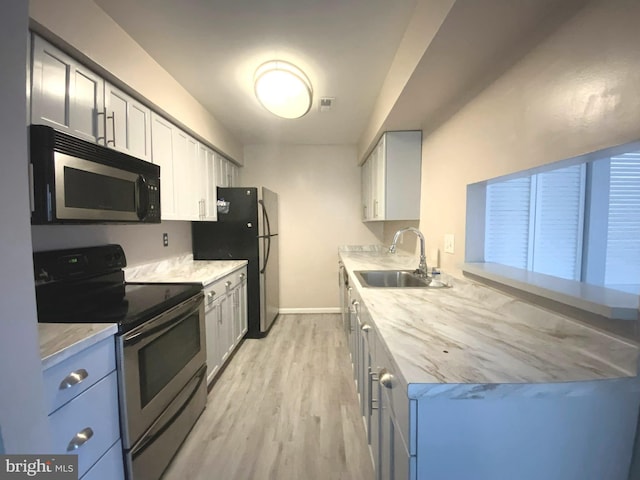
{"left": 43, "top": 336, "right": 124, "bottom": 480}
{"left": 346, "top": 278, "right": 415, "bottom": 480}
{"left": 204, "top": 266, "right": 248, "bottom": 385}
{"left": 81, "top": 440, "right": 124, "bottom": 480}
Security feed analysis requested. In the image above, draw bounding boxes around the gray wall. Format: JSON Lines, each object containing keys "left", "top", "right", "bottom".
{"left": 32, "top": 220, "right": 192, "bottom": 266}
{"left": 0, "top": 0, "right": 50, "bottom": 453}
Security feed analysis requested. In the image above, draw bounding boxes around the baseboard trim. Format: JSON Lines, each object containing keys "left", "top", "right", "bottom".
{"left": 279, "top": 307, "right": 341, "bottom": 315}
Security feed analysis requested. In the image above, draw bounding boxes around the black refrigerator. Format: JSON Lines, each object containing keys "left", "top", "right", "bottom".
{"left": 192, "top": 187, "right": 279, "bottom": 338}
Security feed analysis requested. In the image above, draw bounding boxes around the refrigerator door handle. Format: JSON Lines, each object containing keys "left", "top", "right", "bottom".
{"left": 258, "top": 199, "right": 272, "bottom": 237}
{"left": 261, "top": 234, "right": 271, "bottom": 274}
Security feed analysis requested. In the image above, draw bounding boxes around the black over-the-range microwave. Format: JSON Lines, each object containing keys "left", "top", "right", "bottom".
{"left": 29, "top": 125, "right": 161, "bottom": 224}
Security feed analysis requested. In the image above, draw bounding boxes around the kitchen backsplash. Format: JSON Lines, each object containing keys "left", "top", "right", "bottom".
{"left": 31, "top": 220, "right": 192, "bottom": 266}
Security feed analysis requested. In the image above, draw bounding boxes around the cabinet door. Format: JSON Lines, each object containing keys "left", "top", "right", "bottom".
{"left": 31, "top": 35, "right": 104, "bottom": 143}
{"left": 372, "top": 137, "right": 386, "bottom": 220}
{"left": 104, "top": 82, "right": 151, "bottom": 161}
{"left": 215, "top": 154, "right": 227, "bottom": 187}
{"left": 219, "top": 293, "right": 232, "bottom": 363}
{"left": 205, "top": 298, "right": 222, "bottom": 385}
{"left": 150, "top": 113, "right": 176, "bottom": 219}
{"left": 361, "top": 160, "right": 372, "bottom": 221}
{"left": 172, "top": 129, "right": 200, "bottom": 220}
{"left": 198, "top": 144, "right": 218, "bottom": 221}
{"left": 228, "top": 163, "right": 239, "bottom": 187}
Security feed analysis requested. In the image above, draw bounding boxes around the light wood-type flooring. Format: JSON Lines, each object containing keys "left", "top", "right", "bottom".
{"left": 163, "top": 313, "right": 375, "bottom": 480}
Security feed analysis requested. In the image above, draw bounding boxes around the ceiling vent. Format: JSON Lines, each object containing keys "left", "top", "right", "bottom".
{"left": 319, "top": 97, "right": 335, "bottom": 112}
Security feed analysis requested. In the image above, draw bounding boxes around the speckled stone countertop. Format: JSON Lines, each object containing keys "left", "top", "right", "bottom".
{"left": 125, "top": 254, "right": 247, "bottom": 286}
{"left": 339, "top": 247, "right": 640, "bottom": 397}
{"left": 39, "top": 323, "right": 117, "bottom": 370}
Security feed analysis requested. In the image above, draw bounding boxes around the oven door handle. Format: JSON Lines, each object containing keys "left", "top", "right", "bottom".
{"left": 123, "top": 294, "right": 203, "bottom": 347}
{"left": 131, "top": 365, "right": 206, "bottom": 460}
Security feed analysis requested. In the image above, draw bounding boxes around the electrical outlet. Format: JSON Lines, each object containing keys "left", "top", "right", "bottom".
{"left": 444, "top": 234, "right": 455, "bottom": 254}
{"left": 163, "top": 233, "right": 169, "bottom": 247}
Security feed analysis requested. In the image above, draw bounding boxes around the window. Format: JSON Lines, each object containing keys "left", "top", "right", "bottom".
{"left": 476, "top": 150, "right": 640, "bottom": 294}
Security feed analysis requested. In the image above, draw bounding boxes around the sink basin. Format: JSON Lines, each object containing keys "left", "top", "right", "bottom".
{"left": 354, "top": 270, "right": 451, "bottom": 289}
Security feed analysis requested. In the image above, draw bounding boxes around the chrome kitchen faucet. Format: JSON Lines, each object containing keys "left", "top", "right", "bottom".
{"left": 389, "top": 227, "right": 429, "bottom": 279}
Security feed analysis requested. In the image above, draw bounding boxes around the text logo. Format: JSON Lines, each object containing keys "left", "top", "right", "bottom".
{"left": 0, "top": 455, "right": 77, "bottom": 480}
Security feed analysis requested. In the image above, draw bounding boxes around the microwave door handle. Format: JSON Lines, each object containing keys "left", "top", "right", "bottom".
{"left": 136, "top": 175, "right": 150, "bottom": 220}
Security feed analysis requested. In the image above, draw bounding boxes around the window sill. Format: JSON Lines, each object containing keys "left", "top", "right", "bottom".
{"left": 462, "top": 262, "right": 638, "bottom": 321}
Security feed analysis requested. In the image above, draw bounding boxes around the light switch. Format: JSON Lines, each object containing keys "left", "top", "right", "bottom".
{"left": 444, "top": 234, "right": 455, "bottom": 254}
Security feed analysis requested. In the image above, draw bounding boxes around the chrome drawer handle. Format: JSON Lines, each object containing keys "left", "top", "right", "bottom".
{"left": 379, "top": 369, "right": 394, "bottom": 389}
{"left": 59, "top": 369, "right": 89, "bottom": 390}
{"left": 66, "top": 427, "right": 93, "bottom": 451}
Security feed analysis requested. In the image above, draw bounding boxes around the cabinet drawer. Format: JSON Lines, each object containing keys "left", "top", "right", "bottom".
{"left": 80, "top": 440, "right": 124, "bottom": 480}
{"left": 49, "top": 371, "right": 120, "bottom": 478}
{"left": 43, "top": 336, "right": 116, "bottom": 414}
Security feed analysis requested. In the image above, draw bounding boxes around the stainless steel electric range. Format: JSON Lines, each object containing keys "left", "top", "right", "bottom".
{"left": 34, "top": 244, "right": 207, "bottom": 480}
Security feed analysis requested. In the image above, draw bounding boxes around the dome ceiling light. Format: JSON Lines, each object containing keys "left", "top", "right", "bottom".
{"left": 254, "top": 60, "right": 313, "bottom": 119}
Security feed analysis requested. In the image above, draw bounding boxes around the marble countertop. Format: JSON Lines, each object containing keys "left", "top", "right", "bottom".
{"left": 339, "top": 247, "right": 639, "bottom": 393}
{"left": 39, "top": 323, "right": 117, "bottom": 370}
{"left": 125, "top": 254, "right": 247, "bottom": 286}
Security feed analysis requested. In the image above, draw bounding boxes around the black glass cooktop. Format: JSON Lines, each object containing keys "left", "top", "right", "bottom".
{"left": 36, "top": 281, "right": 202, "bottom": 333}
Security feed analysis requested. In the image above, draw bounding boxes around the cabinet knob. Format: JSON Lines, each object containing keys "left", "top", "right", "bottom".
{"left": 59, "top": 369, "right": 89, "bottom": 390}
{"left": 66, "top": 427, "right": 94, "bottom": 451}
{"left": 361, "top": 324, "right": 371, "bottom": 333}
{"left": 379, "top": 369, "right": 394, "bottom": 389}
{"left": 207, "top": 291, "right": 215, "bottom": 299}
{"left": 225, "top": 280, "right": 232, "bottom": 288}
{"left": 240, "top": 273, "right": 245, "bottom": 280}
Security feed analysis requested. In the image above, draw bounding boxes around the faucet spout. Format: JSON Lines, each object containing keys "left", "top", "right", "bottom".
{"left": 389, "top": 227, "right": 428, "bottom": 278}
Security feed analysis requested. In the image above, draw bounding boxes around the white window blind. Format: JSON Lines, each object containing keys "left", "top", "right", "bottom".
{"left": 605, "top": 153, "right": 640, "bottom": 288}
{"left": 485, "top": 177, "right": 532, "bottom": 269}
{"left": 531, "top": 164, "right": 585, "bottom": 280}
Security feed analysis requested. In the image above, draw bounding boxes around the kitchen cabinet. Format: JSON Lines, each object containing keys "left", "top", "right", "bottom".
{"left": 198, "top": 144, "right": 218, "bottom": 221}
{"left": 215, "top": 153, "right": 240, "bottom": 187}
{"left": 150, "top": 112, "right": 177, "bottom": 219}
{"left": 31, "top": 35, "right": 104, "bottom": 143}
{"left": 42, "top": 336, "right": 124, "bottom": 480}
{"left": 30, "top": 33, "right": 233, "bottom": 222}
{"left": 204, "top": 266, "right": 248, "bottom": 385}
{"left": 342, "top": 269, "right": 414, "bottom": 480}
{"left": 361, "top": 131, "right": 422, "bottom": 222}
{"left": 104, "top": 82, "right": 152, "bottom": 161}
{"left": 172, "top": 128, "right": 201, "bottom": 220}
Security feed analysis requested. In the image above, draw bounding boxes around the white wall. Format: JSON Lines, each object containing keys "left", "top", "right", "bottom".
{"left": 411, "top": 0, "right": 640, "bottom": 278}
{"left": 0, "top": 0, "right": 51, "bottom": 453}
{"left": 243, "top": 145, "right": 383, "bottom": 310}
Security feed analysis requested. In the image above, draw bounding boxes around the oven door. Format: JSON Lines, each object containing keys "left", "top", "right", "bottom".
{"left": 117, "top": 292, "right": 205, "bottom": 448}
{"left": 54, "top": 152, "right": 149, "bottom": 221}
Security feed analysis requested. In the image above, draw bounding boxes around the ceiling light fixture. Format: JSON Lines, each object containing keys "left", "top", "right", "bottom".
{"left": 254, "top": 60, "right": 313, "bottom": 119}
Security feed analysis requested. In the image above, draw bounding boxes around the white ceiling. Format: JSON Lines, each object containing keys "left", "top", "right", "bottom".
{"left": 94, "top": 0, "right": 591, "bottom": 150}
{"left": 94, "top": 0, "right": 417, "bottom": 145}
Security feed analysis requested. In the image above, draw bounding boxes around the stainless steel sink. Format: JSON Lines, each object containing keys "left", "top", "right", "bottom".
{"left": 354, "top": 270, "right": 451, "bottom": 289}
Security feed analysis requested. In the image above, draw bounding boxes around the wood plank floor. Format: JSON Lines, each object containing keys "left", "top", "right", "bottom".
{"left": 163, "top": 313, "right": 375, "bottom": 480}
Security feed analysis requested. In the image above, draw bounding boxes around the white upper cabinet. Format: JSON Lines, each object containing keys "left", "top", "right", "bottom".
{"left": 30, "top": 33, "right": 235, "bottom": 222}
{"left": 172, "top": 128, "right": 200, "bottom": 221}
{"left": 150, "top": 112, "right": 176, "bottom": 220}
{"left": 104, "top": 83, "right": 152, "bottom": 161}
{"left": 198, "top": 144, "right": 218, "bottom": 221}
{"left": 215, "top": 153, "right": 239, "bottom": 188}
{"left": 31, "top": 35, "right": 104, "bottom": 143}
{"left": 361, "top": 131, "right": 422, "bottom": 222}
